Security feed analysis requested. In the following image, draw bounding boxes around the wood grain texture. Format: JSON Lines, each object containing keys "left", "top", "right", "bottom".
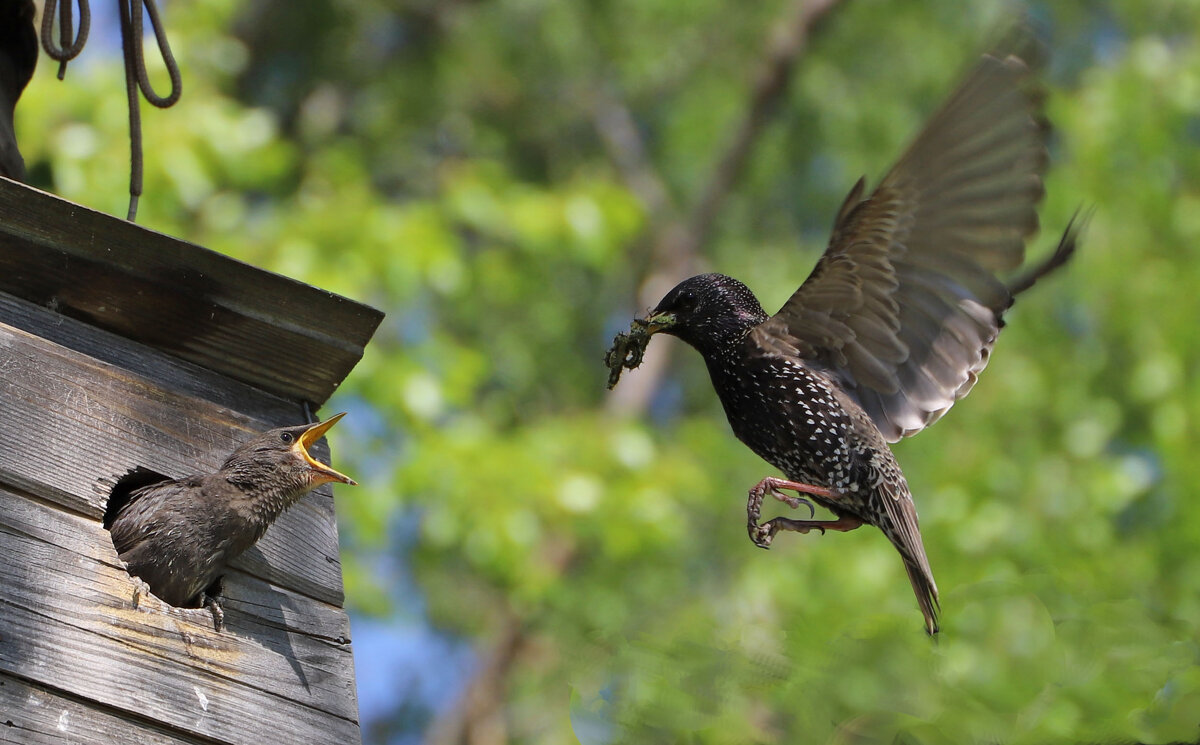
{"left": 0, "top": 292, "right": 300, "bottom": 425}
{"left": 0, "top": 673, "right": 211, "bottom": 745}
{"left": 0, "top": 486, "right": 360, "bottom": 745}
{"left": 0, "top": 319, "right": 348, "bottom": 607}
{"left": 0, "top": 178, "right": 384, "bottom": 405}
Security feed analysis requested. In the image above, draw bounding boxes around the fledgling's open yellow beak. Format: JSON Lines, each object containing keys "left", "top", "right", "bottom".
{"left": 294, "top": 412, "right": 357, "bottom": 486}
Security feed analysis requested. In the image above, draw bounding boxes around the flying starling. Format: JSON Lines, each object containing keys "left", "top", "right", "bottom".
{"left": 107, "top": 414, "right": 356, "bottom": 629}
{"left": 606, "top": 30, "right": 1080, "bottom": 634}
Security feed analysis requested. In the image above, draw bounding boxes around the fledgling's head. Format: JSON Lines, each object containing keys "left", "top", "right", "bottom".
{"left": 222, "top": 413, "right": 356, "bottom": 499}
{"left": 640, "top": 273, "right": 768, "bottom": 354}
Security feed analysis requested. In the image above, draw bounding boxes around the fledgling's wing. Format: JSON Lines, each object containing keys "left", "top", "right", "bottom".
{"left": 758, "top": 28, "right": 1066, "bottom": 442}
{"left": 109, "top": 476, "right": 218, "bottom": 606}
{"left": 109, "top": 479, "right": 181, "bottom": 557}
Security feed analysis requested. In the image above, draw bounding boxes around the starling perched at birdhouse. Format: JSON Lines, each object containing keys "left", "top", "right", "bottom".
{"left": 606, "top": 30, "right": 1080, "bottom": 634}
{"left": 107, "top": 414, "right": 356, "bottom": 629}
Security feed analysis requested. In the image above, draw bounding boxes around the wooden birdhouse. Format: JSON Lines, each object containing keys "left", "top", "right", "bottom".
{"left": 0, "top": 177, "right": 383, "bottom": 744}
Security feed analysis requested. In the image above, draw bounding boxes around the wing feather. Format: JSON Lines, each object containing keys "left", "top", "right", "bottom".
{"left": 763, "top": 27, "right": 1059, "bottom": 441}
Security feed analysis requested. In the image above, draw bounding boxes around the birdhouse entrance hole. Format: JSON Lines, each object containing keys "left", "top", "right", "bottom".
{"left": 102, "top": 467, "right": 206, "bottom": 608}
{"left": 103, "top": 467, "right": 171, "bottom": 531}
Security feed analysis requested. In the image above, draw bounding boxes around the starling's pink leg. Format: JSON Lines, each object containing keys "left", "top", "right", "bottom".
{"left": 747, "top": 477, "right": 853, "bottom": 549}
{"left": 747, "top": 476, "right": 835, "bottom": 543}
{"left": 751, "top": 514, "right": 863, "bottom": 549}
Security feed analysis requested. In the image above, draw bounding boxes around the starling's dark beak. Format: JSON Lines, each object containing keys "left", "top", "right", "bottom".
{"left": 636, "top": 311, "right": 675, "bottom": 335}
{"left": 295, "top": 413, "right": 357, "bottom": 486}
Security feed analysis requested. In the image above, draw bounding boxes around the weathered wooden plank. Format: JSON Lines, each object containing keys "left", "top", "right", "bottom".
{"left": 0, "top": 320, "right": 348, "bottom": 606}
{"left": 0, "top": 177, "right": 384, "bottom": 405}
{"left": 0, "top": 484, "right": 353, "bottom": 643}
{"left": 0, "top": 673, "right": 213, "bottom": 745}
{"left": 0, "top": 486, "right": 361, "bottom": 744}
{"left": 0, "top": 483, "right": 358, "bottom": 669}
{"left": 0, "top": 291, "right": 300, "bottom": 426}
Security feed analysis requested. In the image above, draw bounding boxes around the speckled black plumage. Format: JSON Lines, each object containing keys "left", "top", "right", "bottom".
{"left": 648, "top": 274, "right": 947, "bottom": 633}
{"left": 627, "top": 29, "right": 1081, "bottom": 634}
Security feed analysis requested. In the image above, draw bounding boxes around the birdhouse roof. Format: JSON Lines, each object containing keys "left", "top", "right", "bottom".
{"left": 0, "top": 177, "right": 384, "bottom": 405}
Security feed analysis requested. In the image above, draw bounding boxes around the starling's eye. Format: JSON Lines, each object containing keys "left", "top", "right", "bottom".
{"left": 280, "top": 432, "right": 294, "bottom": 444}
{"left": 676, "top": 291, "right": 698, "bottom": 310}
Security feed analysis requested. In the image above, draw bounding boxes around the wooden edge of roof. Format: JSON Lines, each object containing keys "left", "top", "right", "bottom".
{"left": 0, "top": 177, "right": 385, "bottom": 404}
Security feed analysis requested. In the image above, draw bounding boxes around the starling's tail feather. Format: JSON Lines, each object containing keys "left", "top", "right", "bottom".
{"left": 903, "top": 554, "right": 941, "bottom": 636}
{"left": 1007, "top": 208, "right": 1088, "bottom": 297}
{"left": 878, "top": 480, "right": 941, "bottom": 634}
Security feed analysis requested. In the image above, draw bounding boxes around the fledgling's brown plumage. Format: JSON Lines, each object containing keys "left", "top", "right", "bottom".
{"left": 621, "top": 28, "right": 1081, "bottom": 634}
{"left": 108, "top": 414, "right": 355, "bottom": 617}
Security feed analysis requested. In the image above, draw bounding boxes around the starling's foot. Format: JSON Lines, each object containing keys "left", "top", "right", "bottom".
{"left": 129, "top": 577, "right": 154, "bottom": 609}
{"left": 746, "top": 477, "right": 833, "bottom": 547}
{"left": 201, "top": 592, "right": 225, "bottom": 632}
{"left": 200, "top": 579, "right": 225, "bottom": 632}
{"left": 750, "top": 515, "right": 864, "bottom": 549}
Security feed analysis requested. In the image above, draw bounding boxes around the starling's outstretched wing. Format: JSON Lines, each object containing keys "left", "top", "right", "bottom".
{"left": 758, "top": 28, "right": 1066, "bottom": 442}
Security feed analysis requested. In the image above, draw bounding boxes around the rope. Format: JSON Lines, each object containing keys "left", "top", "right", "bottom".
{"left": 40, "top": 0, "right": 89, "bottom": 79}
{"left": 121, "top": 0, "right": 183, "bottom": 108}
{"left": 119, "top": 0, "right": 182, "bottom": 220}
{"left": 39, "top": 0, "right": 182, "bottom": 222}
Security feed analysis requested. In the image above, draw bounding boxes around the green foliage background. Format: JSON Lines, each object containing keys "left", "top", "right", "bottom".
{"left": 14, "top": 0, "right": 1200, "bottom": 742}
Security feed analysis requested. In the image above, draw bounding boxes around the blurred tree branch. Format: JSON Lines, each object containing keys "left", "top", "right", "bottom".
{"left": 602, "top": 0, "right": 845, "bottom": 416}
{"left": 426, "top": 612, "right": 525, "bottom": 745}
{"left": 426, "top": 1, "right": 846, "bottom": 742}
{"left": 689, "top": 0, "right": 844, "bottom": 241}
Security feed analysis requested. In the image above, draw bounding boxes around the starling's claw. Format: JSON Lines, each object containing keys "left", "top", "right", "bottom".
{"left": 771, "top": 487, "right": 816, "bottom": 517}
{"left": 202, "top": 592, "right": 224, "bottom": 632}
{"left": 752, "top": 531, "right": 773, "bottom": 549}
{"left": 746, "top": 476, "right": 831, "bottom": 547}
{"left": 201, "top": 578, "right": 225, "bottom": 632}
{"left": 750, "top": 516, "right": 823, "bottom": 548}
{"left": 129, "top": 576, "right": 154, "bottom": 609}
{"left": 757, "top": 515, "right": 865, "bottom": 544}
{"left": 747, "top": 484, "right": 767, "bottom": 542}
{"left": 750, "top": 520, "right": 776, "bottom": 549}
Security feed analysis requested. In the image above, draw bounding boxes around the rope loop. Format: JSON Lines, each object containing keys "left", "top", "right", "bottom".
{"left": 121, "top": 0, "right": 182, "bottom": 108}
{"left": 38, "top": 1, "right": 184, "bottom": 221}
{"left": 40, "top": 0, "right": 90, "bottom": 79}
